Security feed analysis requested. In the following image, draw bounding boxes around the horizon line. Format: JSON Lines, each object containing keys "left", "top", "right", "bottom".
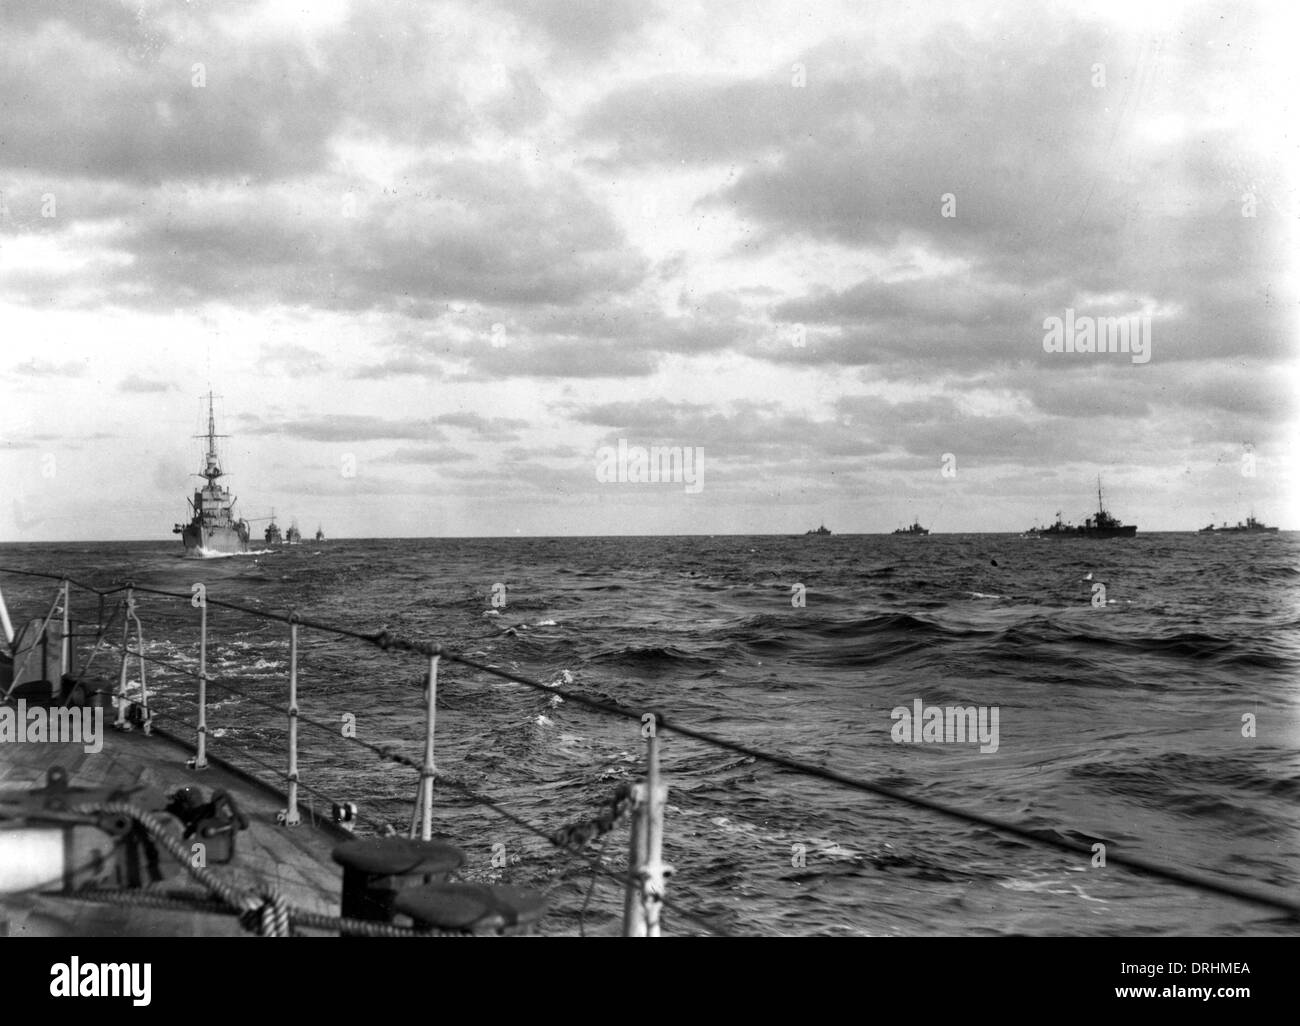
{"left": 1, "top": 529, "right": 1293, "bottom": 545}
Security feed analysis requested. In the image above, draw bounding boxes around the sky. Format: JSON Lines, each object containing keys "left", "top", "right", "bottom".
{"left": 0, "top": 0, "right": 1296, "bottom": 540}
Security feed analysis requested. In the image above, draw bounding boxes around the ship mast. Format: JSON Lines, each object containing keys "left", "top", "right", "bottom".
{"left": 196, "top": 391, "right": 229, "bottom": 484}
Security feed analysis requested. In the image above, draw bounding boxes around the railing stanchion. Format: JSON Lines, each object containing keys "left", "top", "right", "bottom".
{"left": 131, "top": 602, "right": 150, "bottom": 735}
{"left": 59, "top": 579, "right": 70, "bottom": 695}
{"left": 622, "top": 782, "right": 648, "bottom": 936}
{"left": 644, "top": 730, "right": 667, "bottom": 936}
{"left": 285, "top": 618, "right": 301, "bottom": 826}
{"left": 41, "top": 586, "right": 52, "bottom": 692}
{"left": 624, "top": 722, "right": 670, "bottom": 937}
{"left": 419, "top": 653, "right": 438, "bottom": 841}
{"left": 115, "top": 587, "right": 132, "bottom": 729}
{"left": 195, "top": 593, "right": 208, "bottom": 769}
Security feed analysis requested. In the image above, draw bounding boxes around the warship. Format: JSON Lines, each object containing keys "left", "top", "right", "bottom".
{"left": 263, "top": 509, "right": 283, "bottom": 545}
{"left": 286, "top": 521, "right": 302, "bottom": 545}
{"left": 892, "top": 521, "right": 929, "bottom": 536}
{"left": 315, "top": 524, "right": 325, "bottom": 542}
{"left": 1039, "top": 479, "right": 1137, "bottom": 538}
{"left": 1199, "top": 514, "right": 1279, "bottom": 534}
{"left": 804, "top": 524, "right": 831, "bottom": 536}
{"left": 172, "top": 393, "right": 251, "bottom": 557}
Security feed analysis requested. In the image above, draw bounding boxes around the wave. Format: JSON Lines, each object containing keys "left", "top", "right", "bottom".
{"left": 1004, "top": 625, "right": 1295, "bottom": 669}
{"left": 584, "top": 644, "right": 716, "bottom": 671}
{"left": 1074, "top": 752, "right": 1300, "bottom": 801}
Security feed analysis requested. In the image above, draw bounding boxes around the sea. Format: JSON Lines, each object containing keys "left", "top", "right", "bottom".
{"left": 1, "top": 533, "right": 1297, "bottom": 937}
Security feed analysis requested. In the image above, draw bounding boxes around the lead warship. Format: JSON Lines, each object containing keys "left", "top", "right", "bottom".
{"left": 892, "top": 520, "right": 929, "bottom": 536}
{"left": 172, "top": 393, "right": 251, "bottom": 557}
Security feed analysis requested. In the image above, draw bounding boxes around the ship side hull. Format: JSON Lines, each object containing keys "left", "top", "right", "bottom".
{"left": 1042, "top": 526, "right": 1137, "bottom": 538}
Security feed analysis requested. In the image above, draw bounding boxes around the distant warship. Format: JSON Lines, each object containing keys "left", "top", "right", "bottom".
{"left": 892, "top": 521, "right": 929, "bottom": 536}
{"left": 286, "top": 520, "right": 302, "bottom": 545}
{"left": 1039, "top": 479, "right": 1136, "bottom": 538}
{"left": 315, "top": 524, "right": 325, "bottom": 542}
{"left": 264, "top": 510, "right": 282, "bottom": 545}
{"left": 805, "top": 524, "right": 831, "bottom": 536}
{"left": 172, "top": 393, "right": 251, "bottom": 557}
{"left": 1199, "top": 514, "right": 1278, "bottom": 534}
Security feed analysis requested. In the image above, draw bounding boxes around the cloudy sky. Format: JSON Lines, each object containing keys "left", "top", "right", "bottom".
{"left": 1, "top": 0, "right": 1295, "bottom": 540}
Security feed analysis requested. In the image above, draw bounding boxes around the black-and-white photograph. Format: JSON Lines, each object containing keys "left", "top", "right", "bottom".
{"left": 0, "top": 0, "right": 1295, "bottom": 981}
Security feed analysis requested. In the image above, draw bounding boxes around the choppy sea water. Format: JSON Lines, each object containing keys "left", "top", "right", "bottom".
{"left": 2, "top": 534, "right": 1297, "bottom": 936}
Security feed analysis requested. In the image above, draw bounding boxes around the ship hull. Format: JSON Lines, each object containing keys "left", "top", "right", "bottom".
{"left": 1041, "top": 526, "right": 1137, "bottom": 538}
{"left": 178, "top": 523, "right": 250, "bottom": 557}
{"left": 1085, "top": 526, "right": 1136, "bottom": 538}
